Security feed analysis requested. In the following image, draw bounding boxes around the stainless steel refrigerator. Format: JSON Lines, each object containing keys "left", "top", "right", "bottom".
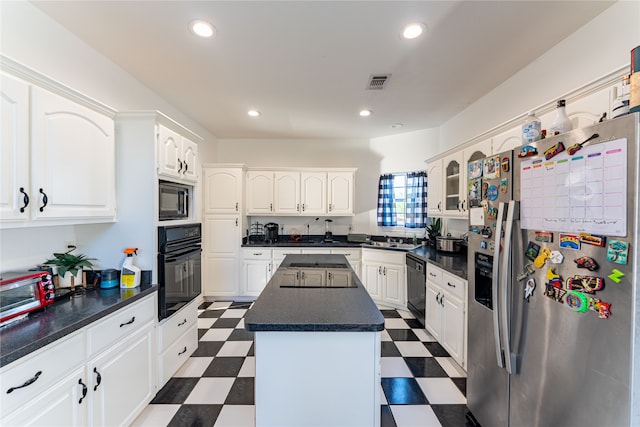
{"left": 467, "top": 112, "right": 639, "bottom": 426}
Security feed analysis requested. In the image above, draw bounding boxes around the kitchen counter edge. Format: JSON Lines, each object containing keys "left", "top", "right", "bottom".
{"left": 0, "top": 284, "right": 158, "bottom": 368}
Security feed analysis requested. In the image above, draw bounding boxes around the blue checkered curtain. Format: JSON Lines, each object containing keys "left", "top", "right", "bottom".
{"left": 377, "top": 174, "right": 397, "bottom": 226}
{"left": 405, "top": 171, "right": 428, "bottom": 228}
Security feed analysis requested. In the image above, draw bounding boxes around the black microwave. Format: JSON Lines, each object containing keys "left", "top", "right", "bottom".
{"left": 159, "top": 180, "right": 190, "bottom": 220}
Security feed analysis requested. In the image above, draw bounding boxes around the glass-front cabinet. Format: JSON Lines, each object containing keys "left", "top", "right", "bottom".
{"left": 443, "top": 153, "right": 463, "bottom": 215}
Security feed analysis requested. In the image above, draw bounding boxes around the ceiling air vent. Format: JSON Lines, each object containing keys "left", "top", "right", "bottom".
{"left": 367, "top": 74, "right": 391, "bottom": 90}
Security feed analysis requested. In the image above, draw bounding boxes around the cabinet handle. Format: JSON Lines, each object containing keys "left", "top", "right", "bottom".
{"left": 178, "top": 318, "right": 187, "bottom": 327}
{"left": 461, "top": 200, "right": 466, "bottom": 211}
{"left": 378, "top": 266, "right": 382, "bottom": 275}
{"left": 184, "top": 161, "right": 188, "bottom": 174}
{"left": 178, "top": 158, "right": 183, "bottom": 173}
{"left": 93, "top": 367, "right": 102, "bottom": 391}
{"left": 429, "top": 272, "right": 436, "bottom": 278}
{"left": 6, "top": 371, "right": 42, "bottom": 393}
{"left": 253, "top": 252, "right": 262, "bottom": 256}
{"left": 447, "top": 282, "right": 456, "bottom": 288}
{"left": 297, "top": 203, "right": 300, "bottom": 212}
{"left": 78, "top": 379, "right": 88, "bottom": 404}
{"left": 235, "top": 202, "right": 239, "bottom": 211}
{"left": 383, "top": 267, "right": 387, "bottom": 275}
{"left": 235, "top": 218, "right": 238, "bottom": 226}
{"left": 270, "top": 203, "right": 273, "bottom": 211}
{"left": 329, "top": 203, "right": 332, "bottom": 212}
{"left": 119, "top": 316, "right": 135, "bottom": 327}
{"left": 302, "top": 203, "right": 305, "bottom": 212}
{"left": 39, "top": 189, "right": 48, "bottom": 212}
{"left": 19, "top": 187, "right": 29, "bottom": 213}
{"left": 178, "top": 346, "right": 187, "bottom": 356}
{"left": 438, "top": 202, "right": 441, "bottom": 211}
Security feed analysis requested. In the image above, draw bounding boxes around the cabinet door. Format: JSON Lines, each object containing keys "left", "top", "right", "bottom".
{"left": 300, "top": 269, "right": 325, "bottom": 286}
{"left": 426, "top": 160, "right": 443, "bottom": 215}
{"left": 327, "top": 269, "right": 352, "bottom": 287}
{"left": 246, "top": 171, "right": 274, "bottom": 214}
{"left": 181, "top": 137, "right": 199, "bottom": 183}
{"left": 274, "top": 171, "right": 301, "bottom": 214}
{"left": 31, "top": 87, "right": 116, "bottom": 220}
{"left": 441, "top": 292, "right": 464, "bottom": 366}
{"left": 203, "top": 168, "right": 243, "bottom": 214}
{"left": 301, "top": 172, "right": 327, "bottom": 215}
{"left": 243, "top": 259, "right": 272, "bottom": 296}
{"left": 327, "top": 172, "right": 353, "bottom": 215}
{"left": 382, "top": 264, "right": 405, "bottom": 307}
{"left": 361, "top": 263, "right": 382, "bottom": 300}
{"left": 462, "top": 138, "right": 492, "bottom": 213}
{"left": 0, "top": 73, "right": 30, "bottom": 223}
{"left": 425, "top": 282, "right": 442, "bottom": 340}
{"left": 492, "top": 126, "right": 521, "bottom": 154}
{"left": 203, "top": 215, "right": 241, "bottom": 296}
{"left": 157, "top": 125, "right": 182, "bottom": 179}
{"left": 442, "top": 153, "right": 464, "bottom": 216}
{"left": 89, "top": 326, "right": 155, "bottom": 427}
{"left": 1, "top": 368, "right": 88, "bottom": 427}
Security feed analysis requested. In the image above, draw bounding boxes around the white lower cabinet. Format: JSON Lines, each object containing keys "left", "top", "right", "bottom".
{"left": 242, "top": 249, "right": 273, "bottom": 296}
{"left": 157, "top": 298, "right": 199, "bottom": 389}
{"left": 361, "top": 249, "right": 406, "bottom": 309}
{"left": 425, "top": 264, "right": 467, "bottom": 369}
{"left": 0, "top": 293, "right": 157, "bottom": 427}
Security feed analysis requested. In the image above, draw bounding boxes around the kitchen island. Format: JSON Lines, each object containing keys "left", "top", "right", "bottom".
{"left": 245, "top": 254, "right": 384, "bottom": 427}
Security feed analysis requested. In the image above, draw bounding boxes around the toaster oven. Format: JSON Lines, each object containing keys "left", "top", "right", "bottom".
{"left": 0, "top": 271, "right": 55, "bottom": 325}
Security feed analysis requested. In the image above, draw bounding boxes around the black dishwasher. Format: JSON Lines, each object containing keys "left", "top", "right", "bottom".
{"left": 406, "top": 253, "right": 426, "bottom": 327}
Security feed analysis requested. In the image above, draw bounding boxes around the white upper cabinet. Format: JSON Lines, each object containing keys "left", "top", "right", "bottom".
{"left": 1, "top": 66, "right": 116, "bottom": 228}
{"left": 275, "top": 171, "right": 301, "bottom": 214}
{"left": 327, "top": 171, "right": 353, "bottom": 215}
{"left": 246, "top": 168, "right": 355, "bottom": 216}
{"left": 246, "top": 171, "right": 275, "bottom": 214}
{"left": 203, "top": 167, "right": 243, "bottom": 214}
{"left": 426, "top": 160, "right": 443, "bottom": 216}
{"left": 157, "top": 124, "right": 198, "bottom": 183}
{"left": 31, "top": 87, "right": 116, "bottom": 221}
{"left": 0, "top": 73, "right": 30, "bottom": 223}
{"left": 301, "top": 172, "right": 327, "bottom": 215}
{"left": 492, "top": 126, "right": 522, "bottom": 154}
{"left": 442, "top": 152, "right": 465, "bottom": 217}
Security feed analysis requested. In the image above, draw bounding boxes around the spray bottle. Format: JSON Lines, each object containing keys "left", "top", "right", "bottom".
{"left": 120, "top": 247, "right": 141, "bottom": 288}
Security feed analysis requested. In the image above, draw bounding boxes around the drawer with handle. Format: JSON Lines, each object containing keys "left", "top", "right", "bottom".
{"left": 86, "top": 294, "right": 156, "bottom": 358}
{"left": 0, "top": 331, "right": 84, "bottom": 417}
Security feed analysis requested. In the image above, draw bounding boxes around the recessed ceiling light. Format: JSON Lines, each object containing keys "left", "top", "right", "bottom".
{"left": 359, "top": 110, "right": 372, "bottom": 117}
{"left": 402, "top": 22, "right": 425, "bottom": 39}
{"left": 391, "top": 123, "right": 404, "bottom": 128}
{"left": 189, "top": 20, "right": 215, "bottom": 38}
{"left": 248, "top": 110, "right": 261, "bottom": 117}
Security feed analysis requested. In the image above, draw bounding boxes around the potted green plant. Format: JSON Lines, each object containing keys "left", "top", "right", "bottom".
{"left": 44, "top": 249, "right": 96, "bottom": 289}
{"left": 425, "top": 217, "right": 442, "bottom": 248}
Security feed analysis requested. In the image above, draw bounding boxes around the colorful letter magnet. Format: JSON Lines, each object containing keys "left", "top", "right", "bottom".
{"left": 544, "top": 142, "right": 565, "bottom": 160}
{"left": 608, "top": 269, "right": 625, "bottom": 284}
{"left": 579, "top": 232, "right": 606, "bottom": 247}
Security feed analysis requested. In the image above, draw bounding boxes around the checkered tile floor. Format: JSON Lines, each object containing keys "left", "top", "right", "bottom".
{"left": 132, "top": 301, "right": 479, "bottom": 427}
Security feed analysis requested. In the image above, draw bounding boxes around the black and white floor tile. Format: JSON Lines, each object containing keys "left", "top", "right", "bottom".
{"left": 132, "top": 301, "right": 478, "bottom": 427}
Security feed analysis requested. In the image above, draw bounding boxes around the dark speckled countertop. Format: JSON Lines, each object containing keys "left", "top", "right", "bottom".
{"left": 243, "top": 236, "right": 468, "bottom": 280}
{"left": 245, "top": 254, "right": 384, "bottom": 332}
{"left": 0, "top": 284, "right": 157, "bottom": 368}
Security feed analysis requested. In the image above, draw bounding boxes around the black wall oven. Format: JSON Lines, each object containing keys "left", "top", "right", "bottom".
{"left": 158, "top": 223, "right": 202, "bottom": 320}
{"left": 406, "top": 253, "right": 426, "bottom": 327}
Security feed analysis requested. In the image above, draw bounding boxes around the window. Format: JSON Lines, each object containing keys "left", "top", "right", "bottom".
{"left": 377, "top": 171, "right": 427, "bottom": 228}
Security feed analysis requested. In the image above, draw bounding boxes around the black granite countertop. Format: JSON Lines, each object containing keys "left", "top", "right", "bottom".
{"left": 409, "top": 246, "right": 468, "bottom": 280}
{"left": 243, "top": 238, "right": 468, "bottom": 280}
{"left": 245, "top": 254, "right": 384, "bottom": 332}
{"left": 0, "top": 284, "right": 157, "bottom": 368}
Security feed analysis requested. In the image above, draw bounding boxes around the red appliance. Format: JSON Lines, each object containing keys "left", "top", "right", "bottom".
{"left": 0, "top": 271, "right": 55, "bottom": 324}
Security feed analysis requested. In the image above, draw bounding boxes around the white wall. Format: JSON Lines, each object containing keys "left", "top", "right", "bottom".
{"left": 0, "top": 1, "right": 218, "bottom": 271}
{"left": 439, "top": 0, "right": 640, "bottom": 151}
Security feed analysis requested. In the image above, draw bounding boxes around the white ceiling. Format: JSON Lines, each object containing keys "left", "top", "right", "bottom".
{"left": 32, "top": 1, "right": 614, "bottom": 140}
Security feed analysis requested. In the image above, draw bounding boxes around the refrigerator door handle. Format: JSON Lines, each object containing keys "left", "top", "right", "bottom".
{"left": 501, "top": 200, "right": 518, "bottom": 375}
{"left": 492, "top": 201, "right": 506, "bottom": 369}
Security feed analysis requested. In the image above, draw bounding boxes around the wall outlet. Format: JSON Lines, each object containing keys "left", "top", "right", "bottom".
{"left": 64, "top": 241, "right": 77, "bottom": 251}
